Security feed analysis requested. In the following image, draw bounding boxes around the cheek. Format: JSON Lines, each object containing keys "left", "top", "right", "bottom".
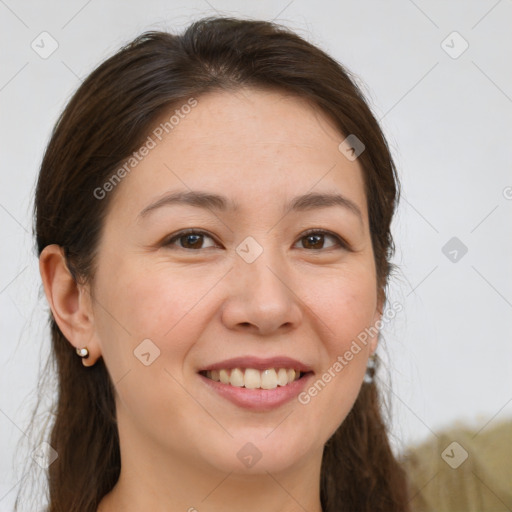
{"left": 92, "top": 256, "right": 228, "bottom": 383}
{"left": 301, "top": 267, "right": 377, "bottom": 424}
{"left": 315, "top": 267, "right": 378, "bottom": 351}
{"left": 91, "top": 262, "right": 204, "bottom": 439}
{"left": 96, "top": 256, "right": 203, "bottom": 337}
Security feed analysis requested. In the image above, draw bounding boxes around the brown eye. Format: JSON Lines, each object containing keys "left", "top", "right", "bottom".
{"left": 164, "top": 230, "right": 217, "bottom": 250}
{"left": 296, "top": 230, "right": 347, "bottom": 250}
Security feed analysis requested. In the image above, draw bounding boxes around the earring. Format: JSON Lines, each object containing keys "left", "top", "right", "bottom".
{"left": 363, "top": 353, "right": 377, "bottom": 384}
{"left": 76, "top": 347, "right": 89, "bottom": 359}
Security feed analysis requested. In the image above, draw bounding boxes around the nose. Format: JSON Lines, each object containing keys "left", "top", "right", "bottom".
{"left": 220, "top": 250, "right": 303, "bottom": 336}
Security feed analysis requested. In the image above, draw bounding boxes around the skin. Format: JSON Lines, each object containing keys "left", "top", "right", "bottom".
{"left": 39, "top": 87, "right": 383, "bottom": 512}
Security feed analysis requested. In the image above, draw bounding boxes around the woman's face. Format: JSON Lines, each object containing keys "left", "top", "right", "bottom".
{"left": 88, "top": 87, "right": 382, "bottom": 475}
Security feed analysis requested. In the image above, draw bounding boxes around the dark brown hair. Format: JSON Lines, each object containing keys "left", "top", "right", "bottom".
{"left": 20, "top": 16, "right": 410, "bottom": 511}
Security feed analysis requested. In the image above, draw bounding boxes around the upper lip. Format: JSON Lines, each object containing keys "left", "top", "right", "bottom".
{"left": 198, "top": 356, "right": 313, "bottom": 373}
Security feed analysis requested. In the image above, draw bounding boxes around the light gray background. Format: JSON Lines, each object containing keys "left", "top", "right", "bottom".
{"left": 1, "top": 0, "right": 511, "bottom": 509}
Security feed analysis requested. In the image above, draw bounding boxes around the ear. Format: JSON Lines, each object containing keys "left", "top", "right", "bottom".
{"left": 369, "top": 294, "right": 384, "bottom": 356}
{"left": 39, "top": 244, "right": 102, "bottom": 367}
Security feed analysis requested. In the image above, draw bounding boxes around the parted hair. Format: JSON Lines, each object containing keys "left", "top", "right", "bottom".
{"left": 20, "top": 16, "right": 410, "bottom": 511}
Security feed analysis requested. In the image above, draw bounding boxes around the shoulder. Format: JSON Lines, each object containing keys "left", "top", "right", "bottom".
{"left": 402, "top": 419, "right": 512, "bottom": 511}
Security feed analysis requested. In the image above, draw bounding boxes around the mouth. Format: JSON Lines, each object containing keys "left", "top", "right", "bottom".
{"left": 198, "top": 368, "right": 312, "bottom": 390}
{"left": 197, "top": 355, "right": 315, "bottom": 410}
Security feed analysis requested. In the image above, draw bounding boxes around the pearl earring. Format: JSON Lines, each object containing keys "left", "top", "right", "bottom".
{"left": 76, "top": 347, "right": 89, "bottom": 359}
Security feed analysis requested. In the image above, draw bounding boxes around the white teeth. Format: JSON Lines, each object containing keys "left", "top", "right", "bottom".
{"left": 277, "top": 368, "right": 288, "bottom": 386}
{"left": 204, "top": 368, "right": 303, "bottom": 389}
{"left": 244, "top": 369, "right": 261, "bottom": 389}
{"left": 229, "top": 368, "right": 244, "bottom": 387}
{"left": 261, "top": 369, "right": 278, "bottom": 389}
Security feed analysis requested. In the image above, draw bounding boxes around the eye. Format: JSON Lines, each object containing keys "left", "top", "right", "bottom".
{"left": 163, "top": 229, "right": 218, "bottom": 250}
{"left": 295, "top": 229, "right": 348, "bottom": 251}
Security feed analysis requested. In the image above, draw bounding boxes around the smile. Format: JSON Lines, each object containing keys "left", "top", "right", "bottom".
{"left": 199, "top": 368, "right": 304, "bottom": 389}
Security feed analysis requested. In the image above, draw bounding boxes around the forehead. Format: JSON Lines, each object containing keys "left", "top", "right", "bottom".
{"left": 106, "top": 87, "right": 368, "bottom": 226}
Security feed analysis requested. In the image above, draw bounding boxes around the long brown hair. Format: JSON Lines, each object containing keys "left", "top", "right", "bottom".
{"left": 20, "top": 16, "right": 410, "bottom": 511}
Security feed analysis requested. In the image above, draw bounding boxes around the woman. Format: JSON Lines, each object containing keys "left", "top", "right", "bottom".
{"left": 23, "top": 16, "right": 410, "bottom": 511}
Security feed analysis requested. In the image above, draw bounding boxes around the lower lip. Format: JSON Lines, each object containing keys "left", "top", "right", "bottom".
{"left": 198, "top": 372, "right": 314, "bottom": 411}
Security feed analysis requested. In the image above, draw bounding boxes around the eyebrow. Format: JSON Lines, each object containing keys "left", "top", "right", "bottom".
{"left": 138, "top": 190, "right": 363, "bottom": 223}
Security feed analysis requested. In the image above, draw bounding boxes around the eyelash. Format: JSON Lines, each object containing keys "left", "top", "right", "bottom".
{"left": 162, "top": 228, "right": 350, "bottom": 252}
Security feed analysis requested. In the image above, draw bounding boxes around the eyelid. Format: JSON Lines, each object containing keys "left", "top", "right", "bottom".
{"left": 162, "top": 228, "right": 351, "bottom": 251}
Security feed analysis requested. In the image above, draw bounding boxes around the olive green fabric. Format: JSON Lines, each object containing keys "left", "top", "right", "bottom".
{"left": 402, "top": 419, "right": 512, "bottom": 512}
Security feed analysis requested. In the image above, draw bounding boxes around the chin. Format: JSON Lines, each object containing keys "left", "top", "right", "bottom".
{"left": 198, "top": 434, "right": 314, "bottom": 476}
